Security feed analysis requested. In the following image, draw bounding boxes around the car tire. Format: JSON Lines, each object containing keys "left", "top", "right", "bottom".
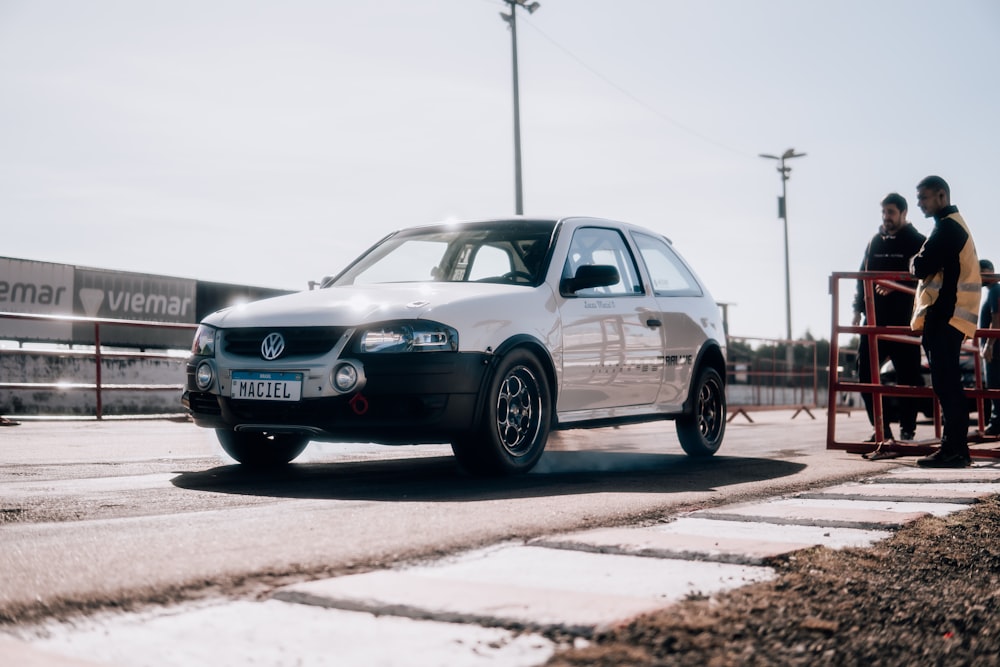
{"left": 676, "top": 366, "right": 726, "bottom": 457}
{"left": 451, "top": 348, "right": 551, "bottom": 476}
{"left": 216, "top": 430, "right": 310, "bottom": 466}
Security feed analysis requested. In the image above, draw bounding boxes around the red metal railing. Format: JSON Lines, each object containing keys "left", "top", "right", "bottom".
{"left": 726, "top": 336, "right": 820, "bottom": 422}
{"left": 826, "top": 271, "right": 1000, "bottom": 459}
{"left": 0, "top": 311, "right": 196, "bottom": 420}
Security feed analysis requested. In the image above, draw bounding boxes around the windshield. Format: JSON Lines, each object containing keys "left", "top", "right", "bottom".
{"left": 330, "top": 221, "right": 557, "bottom": 287}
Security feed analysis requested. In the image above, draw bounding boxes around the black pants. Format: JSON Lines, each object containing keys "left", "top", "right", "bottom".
{"left": 922, "top": 319, "right": 969, "bottom": 452}
{"left": 857, "top": 332, "right": 922, "bottom": 432}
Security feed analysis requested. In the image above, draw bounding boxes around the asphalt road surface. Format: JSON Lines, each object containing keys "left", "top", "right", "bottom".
{"left": 0, "top": 410, "right": 876, "bottom": 621}
{"left": 0, "top": 409, "right": 885, "bottom": 663}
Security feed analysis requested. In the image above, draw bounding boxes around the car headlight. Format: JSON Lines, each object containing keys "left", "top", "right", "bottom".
{"left": 195, "top": 361, "right": 215, "bottom": 390}
{"left": 358, "top": 321, "right": 458, "bottom": 353}
{"left": 191, "top": 325, "right": 217, "bottom": 357}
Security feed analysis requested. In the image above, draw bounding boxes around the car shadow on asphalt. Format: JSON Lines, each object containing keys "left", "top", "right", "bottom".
{"left": 169, "top": 452, "right": 806, "bottom": 502}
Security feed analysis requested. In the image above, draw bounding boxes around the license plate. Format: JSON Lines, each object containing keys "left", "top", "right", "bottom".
{"left": 230, "top": 371, "right": 303, "bottom": 402}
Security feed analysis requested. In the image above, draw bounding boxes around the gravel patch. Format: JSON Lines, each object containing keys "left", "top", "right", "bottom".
{"left": 546, "top": 495, "right": 1000, "bottom": 666}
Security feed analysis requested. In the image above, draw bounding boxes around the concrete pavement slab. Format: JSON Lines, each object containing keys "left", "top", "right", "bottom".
{"left": 693, "top": 498, "right": 970, "bottom": 530}
{"left": 532, "top": 526, "right": 823, "bottom": 565}
{"left": 22, "top": 600, "right": 555, "bottom": 667}
{"left": 879, "top": 464, "right": 1000, "bottom": 483}
{"left": 275, "top": 544, "right": 774, "bottom": 635}
{"left": 797, "top": 482, "right": 999, "bottom": 503}
{"left": 277, "top": 570, "right": 673, "bottom": 635}
{"left": 650, "top": 516, "right": 893, "bottom": 548}
{"left": 530, "top": 515, "right": 893, "bottom": 565}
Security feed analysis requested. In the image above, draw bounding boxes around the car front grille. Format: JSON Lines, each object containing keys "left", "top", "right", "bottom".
{"left": 222, "top": 327, "right": 346, "bottom": 359}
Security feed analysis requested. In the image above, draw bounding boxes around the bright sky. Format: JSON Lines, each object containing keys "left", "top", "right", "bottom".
{"left": 2, "top": 0, "right": 998, "bottom": 341}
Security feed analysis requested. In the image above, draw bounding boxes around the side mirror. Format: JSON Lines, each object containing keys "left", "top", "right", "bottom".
{"left": 561, "top": 264, "right": 620, "bottom": 294}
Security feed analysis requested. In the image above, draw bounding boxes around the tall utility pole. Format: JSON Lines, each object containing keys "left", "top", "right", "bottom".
{"left": 759, "top": 148, "right": 806, "bottom": 346}
{"left": 499, "top": 0, "right": 540, "bottom": 215}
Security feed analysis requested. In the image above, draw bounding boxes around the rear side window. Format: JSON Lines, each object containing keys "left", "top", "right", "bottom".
{"left": 632, "top": 232, "right": 703, "bottom": 297}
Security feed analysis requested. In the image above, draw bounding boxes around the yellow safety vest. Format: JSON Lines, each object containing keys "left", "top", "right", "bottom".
{"left": 911, "top": 211, "right": 981, "bottom": 338}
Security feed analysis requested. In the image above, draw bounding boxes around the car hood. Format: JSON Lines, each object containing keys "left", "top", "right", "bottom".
{"left": 202, "top": 282, "right": 541, "bottom": 328}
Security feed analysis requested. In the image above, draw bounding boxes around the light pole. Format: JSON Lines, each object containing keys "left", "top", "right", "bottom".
{"left": 759, "top": 148, "right": 806, "bottom": 346}
{"left": 499, "top": 0, "right": 540, "bottom": 215}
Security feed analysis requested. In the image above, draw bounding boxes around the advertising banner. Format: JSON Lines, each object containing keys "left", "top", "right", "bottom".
{"left": 0, "top": 257, "right": 75, "bottom": 342}
{"left": 72, "top": 268, "right": 197, "bottom": 348}
{"left": 1, "top": 256, "right": 293, "bottom": 349}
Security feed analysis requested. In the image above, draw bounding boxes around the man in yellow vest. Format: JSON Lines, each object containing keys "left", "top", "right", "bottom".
{"left": 910, "top": 176, "right": 980, "bottom": 467}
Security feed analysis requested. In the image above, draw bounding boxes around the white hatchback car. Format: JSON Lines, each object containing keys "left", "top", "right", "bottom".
{"left": 183, "top": 217, "right": 727, "bottom": 475}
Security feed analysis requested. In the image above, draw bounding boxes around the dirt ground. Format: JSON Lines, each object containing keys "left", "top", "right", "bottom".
{"left": 546, "top": 495, "right": 1000, "bottom": 666}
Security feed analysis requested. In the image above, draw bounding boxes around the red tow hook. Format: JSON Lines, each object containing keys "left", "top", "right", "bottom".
{"left": 349, "top": 393, "right": 369, "bottom": 415}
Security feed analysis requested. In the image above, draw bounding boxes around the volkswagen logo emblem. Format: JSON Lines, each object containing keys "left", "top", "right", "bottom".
{"left": 260, "top": 332, "right": 286, "bottom": 360}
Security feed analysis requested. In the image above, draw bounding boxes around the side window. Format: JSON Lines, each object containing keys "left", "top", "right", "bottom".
{"left": 632, "top": 232, "right": 703, "bottom": 297}
{"left": 562, "top": 227, "right": 643, "bottom": 297}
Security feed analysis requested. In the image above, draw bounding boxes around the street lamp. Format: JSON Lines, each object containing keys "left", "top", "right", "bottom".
{"left": 759, "top": 148, "right": 806, "bottom": 346}
{"left": 499, "top": 0, "right": 540, "bottom": 215}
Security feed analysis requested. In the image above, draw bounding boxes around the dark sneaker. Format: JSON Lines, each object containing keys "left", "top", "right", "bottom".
{"left": 899, "top": 429, "right": 916, "bottom": 441}
{"left": 917, "top": 449, "right": 971, "bottom": 468}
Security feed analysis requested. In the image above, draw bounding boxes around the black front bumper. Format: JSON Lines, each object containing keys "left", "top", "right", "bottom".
{"left": 182, "top": 352, "right": 491, "bottom": 443}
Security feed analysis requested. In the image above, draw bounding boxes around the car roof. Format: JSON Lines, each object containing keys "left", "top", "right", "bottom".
{"left": 393, "top": 216, "right": 672, "bottom": 244}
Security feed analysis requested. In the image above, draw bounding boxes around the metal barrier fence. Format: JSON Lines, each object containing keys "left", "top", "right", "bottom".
{"left": 726, "top": 336, "right": 821, "bottom": 422}
{"left": 3, "top": 311, "right": 828, "bottom": 423}
{"left": 0, "top": 311, "right": 196, "bottom": 420}
{"left": 826, "top": 270, "right": 1000, "bottom": 460}
{"left": 0, "top": 309, "right": 867, "bottom": 429}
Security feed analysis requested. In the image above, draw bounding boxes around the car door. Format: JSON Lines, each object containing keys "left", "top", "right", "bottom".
{"left": 557, "top": 226, "right": 665, "bottom": 415}
{"left": 631, "top": 231, "right": 708, "bottom": 410}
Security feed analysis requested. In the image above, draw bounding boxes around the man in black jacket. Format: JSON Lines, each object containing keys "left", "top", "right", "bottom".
{"left": 911, "top": 176, "right": 980, "bottom": 468}
{"left": 853, "top": 193, "right": 926, "bottom": 448}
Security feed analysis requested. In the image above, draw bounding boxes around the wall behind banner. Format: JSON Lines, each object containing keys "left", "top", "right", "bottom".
{"left": 0, "top": 257, "right": 294, "bottom": 349}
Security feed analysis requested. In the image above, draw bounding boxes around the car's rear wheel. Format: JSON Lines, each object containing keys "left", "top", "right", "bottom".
{"left": 676, "top": 366, "right": 726, "bottom": 457}
{"left": 216, "top": 430, "right": 309, "bottom": 466}
{"left": 451, "top": 348, "right": 551, "bottom": 476}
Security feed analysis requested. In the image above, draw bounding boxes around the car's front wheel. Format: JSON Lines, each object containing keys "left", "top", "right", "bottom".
{"left": 676, "top": 366, "right": 726, "bottom": 457}
{"left": 451, "top": 348, "right": 551, "bottom": 476}
{"left": 216, "top": 430, "right": 310, "bottom": 466}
